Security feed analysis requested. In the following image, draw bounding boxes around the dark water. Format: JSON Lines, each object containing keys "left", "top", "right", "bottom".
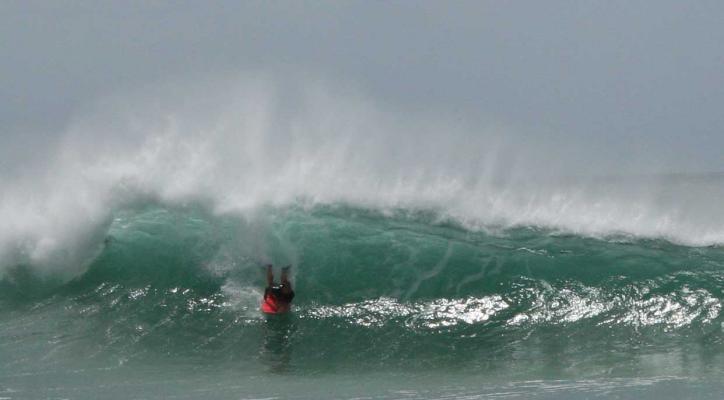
{"left": 1, "top": 204, "right": 723, "bottom": 399}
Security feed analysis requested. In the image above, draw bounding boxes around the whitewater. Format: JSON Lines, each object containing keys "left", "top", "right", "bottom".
{"left": 1, "top": 77, "right": 723, "bottom": 399}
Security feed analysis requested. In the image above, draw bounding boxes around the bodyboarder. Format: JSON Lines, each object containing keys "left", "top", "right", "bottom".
{"left": 261, "top": 264, "right": 295, "bottom": 314}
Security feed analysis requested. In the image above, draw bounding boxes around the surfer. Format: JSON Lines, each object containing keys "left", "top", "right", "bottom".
{"left": 261, "top": 264, "right": 295, "bottom": 314}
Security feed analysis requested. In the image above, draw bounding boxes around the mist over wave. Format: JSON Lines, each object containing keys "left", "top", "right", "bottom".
{"left": 1, "top": 73, "right": 723, "bottom": 279}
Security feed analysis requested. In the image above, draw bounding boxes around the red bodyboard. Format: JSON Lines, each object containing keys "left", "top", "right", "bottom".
{"left": 261, "top": 296, "right": 289, "bottom": 314}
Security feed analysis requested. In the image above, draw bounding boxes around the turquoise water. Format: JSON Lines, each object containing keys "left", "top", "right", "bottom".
{"left": 1, "top": 203, "right": 723, "bottom": 399}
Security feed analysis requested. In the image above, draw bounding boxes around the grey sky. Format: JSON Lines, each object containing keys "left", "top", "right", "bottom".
{"left": 2, "top": 1, "right": 724, "bottom": 174}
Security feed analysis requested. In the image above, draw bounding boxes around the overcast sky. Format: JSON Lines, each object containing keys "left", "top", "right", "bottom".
{"left": 2, "top": 1, "right": 724, "bottom": 174}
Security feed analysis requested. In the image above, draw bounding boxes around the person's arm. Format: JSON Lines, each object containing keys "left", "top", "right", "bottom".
{"left": 266, "top": 264, "right": 274, "bottom": 287}
{"left": 281, "top": 265, "right": 291, "bottom": 288}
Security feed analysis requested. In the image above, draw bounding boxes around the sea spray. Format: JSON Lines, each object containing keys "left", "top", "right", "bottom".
{"left": 2, "top": 76, "right": 724, "bottom": 281}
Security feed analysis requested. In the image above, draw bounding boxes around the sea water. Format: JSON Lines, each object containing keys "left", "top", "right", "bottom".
{"left": 1, "top": 80, "right": 723, "bottom": 398}
{"left": 1, "top": 203, "right": 722, "bottom": 399}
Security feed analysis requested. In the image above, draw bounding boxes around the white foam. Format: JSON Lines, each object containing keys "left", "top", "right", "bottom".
{"left": 2, "top": 73, "right": 724, "bottom": 278}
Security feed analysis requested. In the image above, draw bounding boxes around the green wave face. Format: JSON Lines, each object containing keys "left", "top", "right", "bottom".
{"left": 2, "top": 203, "right": 724, "bottom": 397}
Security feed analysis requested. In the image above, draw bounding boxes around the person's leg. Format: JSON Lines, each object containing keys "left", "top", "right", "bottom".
{"left": 280, "top": 265, "right": 292, "bottom": 288}
{"left": 266, "top": 264, "right": 274, "bottom": 287}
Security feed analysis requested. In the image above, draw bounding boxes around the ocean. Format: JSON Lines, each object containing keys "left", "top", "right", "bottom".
{"left": 3, "top": 1, "right": 724, "bottom": 396}
{"left": 2, "top": 79, "right": 724, "bottom": 398}
{"left": 1, "top": 200, "right": 723, "bottom": 399}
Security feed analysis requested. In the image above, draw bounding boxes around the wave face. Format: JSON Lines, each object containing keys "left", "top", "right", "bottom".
{"left": 2, "top": 203, "right": 723, "bottom": 398}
